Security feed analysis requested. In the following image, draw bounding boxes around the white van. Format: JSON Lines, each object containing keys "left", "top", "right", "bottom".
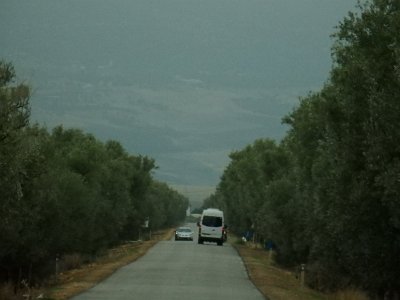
{"left": 197, "top": 208, "right": 225, "bottom": 246}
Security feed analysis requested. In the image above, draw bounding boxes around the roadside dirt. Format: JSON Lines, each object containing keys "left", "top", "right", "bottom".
{"left": 43, "top": 229, "right": 175, "bottom": 300}
{"left": 234, "top": 243, "right": 327, "bottom": 300}
{"left": 234, "top": 243, "right": 368, "bottom": 300}
{"left": 35, "top": 230, "right": 366, "bottom": 300}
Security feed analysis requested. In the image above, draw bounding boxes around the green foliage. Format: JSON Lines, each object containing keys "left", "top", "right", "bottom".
{"left": 0, "top": 62, "right": 188, "bottom": 284}
{"left": 205, "top": 1, "right": 400, "bottom": 296}
{"left": 144, "top": 181, "right": 189, "bottom": 230}
{"left": 304, "top": 0, "right": 400, "bottom": 293}
{"left": 0, "top": 60, "right": 33, "bottom": 277}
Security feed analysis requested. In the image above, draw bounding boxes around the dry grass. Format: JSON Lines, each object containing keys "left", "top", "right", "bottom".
{"left": 234, "top": 242, "right": 368, "bottom": 300}
{"left": 330, "top": 289, "right": 369, "bottom": 300}
{"left": 22, "top": 230, "right": 367, "bottom": 300}
{"left": 0, "top": 282, "right": 19, "bottom": 300}
{"left": 0, "top": 280, "right": 42, "bottom": 300}
{"left": 42, "top": 228, "right": 175, "bottom": 300}
{"left": 235, "top": 244, "right": 326, "bottom": 300}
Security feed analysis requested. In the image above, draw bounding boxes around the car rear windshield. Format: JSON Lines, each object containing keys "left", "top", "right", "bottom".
{"left": 202, "top": 216, "right": 222, "bottom": 227}
{"left": 177, "top": 228, "right": 192, "bottom": 232}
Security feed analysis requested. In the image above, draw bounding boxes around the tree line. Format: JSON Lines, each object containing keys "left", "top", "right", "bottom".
{"left": 0, "top": 61, "right": 188, "bottom": 284}
{"left": 203, "top": 1, "right": 400, "bottom": 298}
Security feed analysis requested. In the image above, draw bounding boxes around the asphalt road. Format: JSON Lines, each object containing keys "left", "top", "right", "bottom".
{"left": 71, "top": 223, "right": 265, "bottom": 300}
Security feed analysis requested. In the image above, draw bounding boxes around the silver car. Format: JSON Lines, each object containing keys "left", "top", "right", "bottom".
{"left": 175, "top": 227, "right": 194, "bottom": 241}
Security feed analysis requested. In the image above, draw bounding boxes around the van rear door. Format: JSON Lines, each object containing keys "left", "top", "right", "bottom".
{"left": 201, "top": 215, "right": 223, "bottom": 239}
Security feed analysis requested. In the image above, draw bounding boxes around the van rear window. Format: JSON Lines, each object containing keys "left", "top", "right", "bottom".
{"left": 202, "top": 216, "right": 222, "bottom": 227}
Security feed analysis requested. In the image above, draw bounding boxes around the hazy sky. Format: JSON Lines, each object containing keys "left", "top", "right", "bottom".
{"left": 1, "top": 0, "right": 358, "bottom": 203}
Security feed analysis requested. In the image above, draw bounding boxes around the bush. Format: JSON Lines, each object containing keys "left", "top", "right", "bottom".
{"left": 0, "top": 282, "right": 18, "bottom": 300}
{"left": 306, "top": 261, "right": 349, "bottom": 292}
{"left": 62, "top": 253, "right": 85, "bottom": 271}
{"left": 332, "top": 289, "right": 369, "bottom": 300}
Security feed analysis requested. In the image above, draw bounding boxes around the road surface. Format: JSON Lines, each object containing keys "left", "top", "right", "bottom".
{"left": 72, "top": 223, "right": 265, "bottom": 300}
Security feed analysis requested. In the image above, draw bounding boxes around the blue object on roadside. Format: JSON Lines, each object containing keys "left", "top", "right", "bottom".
{"left": 265, "top": 240, "right": 274, "bottom": 250}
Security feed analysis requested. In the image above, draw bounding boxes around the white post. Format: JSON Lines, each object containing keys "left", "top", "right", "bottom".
{"left": 55, "top": 256, "right": 59, "bottom": 283}
{"left": 300, "top": 264, "right": 306, "bottom": 288}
